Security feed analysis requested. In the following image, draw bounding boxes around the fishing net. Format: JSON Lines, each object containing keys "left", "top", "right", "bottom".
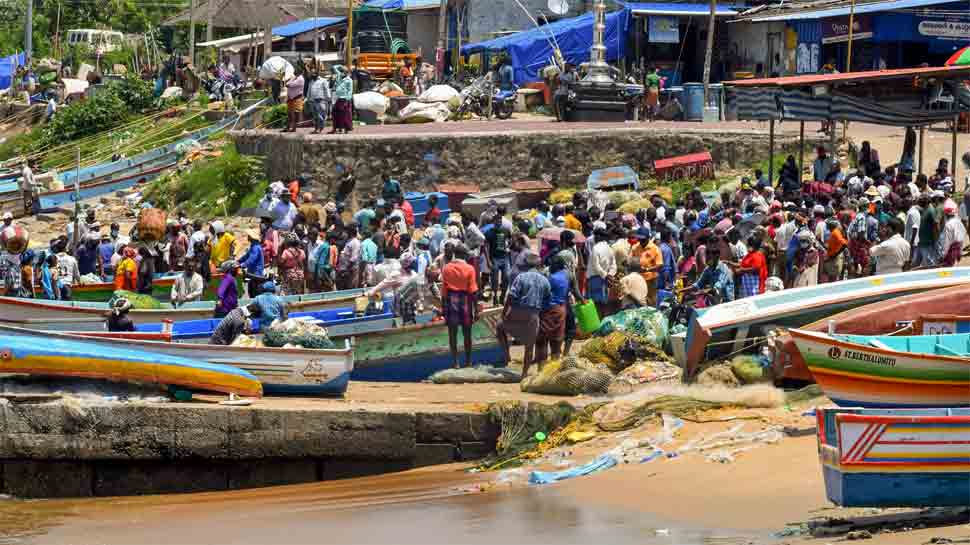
{"left": 595, "top": 307, "right": 669, "bottom": 348}
{"left": 730, "top": 355, "right": 768, "bottom": 385}
{"left": 785, "top": 384, "right": 825, "bottom": 404}
{"left": 520, "top": 356, "right": 613, "bottom": 396}
{"left": 110, "top": 290, "right": 162, "bottom": 310}
{"left": 262, "top": 319, "right": 336, "bottom": 349}
{"left": 429, "top": 366, "right": 521, "bottom": 384}
{"left": 482, "top": 400, "right": 580, "bottom": 469}
{"left": 579, "top": 331, "right": 672, "bottom": 374}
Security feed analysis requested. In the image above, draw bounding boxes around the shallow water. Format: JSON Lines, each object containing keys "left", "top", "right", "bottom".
{"left": 0, "top": 465, "right": 766, "bottom": 545}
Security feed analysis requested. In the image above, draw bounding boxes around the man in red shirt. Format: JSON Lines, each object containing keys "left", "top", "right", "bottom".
{"left": 441, "top": 243, "right": 478, "bottom": 368}
{"left": 398, "top": 196, "right": 415, "bottom": 228}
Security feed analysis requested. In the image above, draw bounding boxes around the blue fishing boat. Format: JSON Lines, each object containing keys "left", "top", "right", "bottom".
{"left": 816, "top": 407, "right": 970, "bottom": 507}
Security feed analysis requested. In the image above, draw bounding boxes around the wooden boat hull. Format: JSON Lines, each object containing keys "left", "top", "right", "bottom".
{"left": 0, "top": 332, "right": 262, "bottom": 397}
{"left": 770, "top": 285, "right": 970, "bottom": 382}
{"left": 2, "top": 272, "right": 238, "bottom": 302}
{"left": 790, "top": 329, "right": 970, "bottom": 408}
{"left": 671, "top": 268, "right": 970, "bottom": 379}
{"left": 37, "top": 156, "right": 174, "bottom": 210}
{"left": 0, "top": 288, "right": 367, "bottom": 332}
{"left": 817, "top": 408, "right": 970, "bottom": 507}
{"left": 0, "top": 325, "right": 353, "bottom": 397}
{"left": 351, "top": 309, "right": 506, "bottom": 382}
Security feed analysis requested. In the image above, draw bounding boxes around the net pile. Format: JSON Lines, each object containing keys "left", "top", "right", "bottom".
{"left": 263, "top": 319, "right": 336, "bottom": 349}
{"left": 595, "top": 307, "right": 669, "bottom": 349}
{"left": 430, "top": 366, "right": 521, "bottom": 384}
{"left": 520, "top": 356, "right": 613, "bottom": 396}
{"left": 579, "top": 331, "right": 672, "bottom": 374}
{"left": 110, "top": 290, "right": 162, "bottom": 310}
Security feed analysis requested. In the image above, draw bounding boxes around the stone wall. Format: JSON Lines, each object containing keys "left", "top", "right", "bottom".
{"left": 0, "top": 400, "right": 498, "bottom": 498}
{"left": 231, "top": 127, "right": 819, "bottom": 202}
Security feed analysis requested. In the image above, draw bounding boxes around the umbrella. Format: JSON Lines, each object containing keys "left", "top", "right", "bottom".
{"left": 237, "top": 207, "right": 274, "bottom": 220}
{"left": 945, "top": 46, "right": 970, "bottom": 66}
{"left": 537, "top": 227, "right": 586, "bottom": 244}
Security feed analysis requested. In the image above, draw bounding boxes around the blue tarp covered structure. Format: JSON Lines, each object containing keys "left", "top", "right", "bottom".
{"left": 272, "top": 17, "right": 347, "bottom": 38}
{"left": 460, "top": 10, "right": 630, "bottom": 85}
{"left": 0, "top": 52, "right": 26, "bottom": 91}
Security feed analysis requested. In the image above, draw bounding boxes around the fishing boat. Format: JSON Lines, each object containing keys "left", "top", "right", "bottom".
{"left": 789, "top": 328, "right": 970, "bottom": 408}
{"left": 0, "top": 272, "right": 238, "bottom": 302}
{"left": 0, "top": 287, "right": 367, "bottom": 332}
{"left": 671, "top": 268, "right": 970, "bottom": 378}
{"left": 351, "top": 309, "right": 506, "bottom": 382}
{"left": 816, "top": 407, "right": 970, "bottom": 507}
{"left": 769, "top": 285, "right": 970, "bottom": 382}
{"left": 131, "top": 303, "right": 396, "bottom": 341}
{"left": 0, "top": 324, "right": 354, "bottom": 396}
{"left": 0, "top": 332, "right": 262, "bottom": 397}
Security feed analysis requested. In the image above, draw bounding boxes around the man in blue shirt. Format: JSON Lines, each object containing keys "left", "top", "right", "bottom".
{"left": 686, "top": 245, "right": 735, "bottom": 305}
{"left": 353, "top": 202, "right": 377, "bottom": 236}
{"left": 239, "top": 229, "right": 265, "bottom": 296}
{"left": 75, "top": 234, "right": 99, "bottom": 277}
{"left": 253, "top": 282, "right": 288, "bottom": 324}
{"left": 381, "top": 173, "right": 402, "bottom": 203}
{"left": 657, "top": 228, "right": 677, "bottom": 293}
{"left": 497, "top": 252, "right": 550, "bottom": 379}
{"left": 497, "top": 58, "right": 515, "bottom": 93}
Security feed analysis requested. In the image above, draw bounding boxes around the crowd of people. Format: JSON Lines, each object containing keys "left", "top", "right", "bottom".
{"left": 0, "top": 145, "right": 967, "bottom": 369}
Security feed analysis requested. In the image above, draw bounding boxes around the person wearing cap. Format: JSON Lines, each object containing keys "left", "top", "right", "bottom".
{"left": 171, "top": 257, "right": 205, "bottom": 307}
{"left": 441, "top": 244, "right": 479, "bottom": 368}
{"left": 239, "top": 229, "right": 265, "bottom": 296}
{"left": 107, "top": 298, "right": 136, "bottom": 332}
{"left": 870, "top": 217, "right": 910, "bottom": 275}
{"left": 215, "top": 260, "right": 241, "bottom": 317}
{"left": 497, "top": 251, "right": 550, "bottom": 378}
{"left": 209, "top": 303, "right": 263, "bottom": 346}
{"left": 209, "top": 221, "right": 236, "bottom": 271}
{"left": 938, "top": 199, "right": 967, "bottom": 267}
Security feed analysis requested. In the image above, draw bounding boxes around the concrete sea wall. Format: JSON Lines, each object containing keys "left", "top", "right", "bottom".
{"left": 0, "top": 400, "right": 498, "bottom": 498}
{"left": 231, "top": 126, "right": 818, "bottom": 200}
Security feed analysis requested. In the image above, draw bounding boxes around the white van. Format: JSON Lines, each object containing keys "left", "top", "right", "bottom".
{"left": 65, "top": 29, "right": 125, "bottom": 53}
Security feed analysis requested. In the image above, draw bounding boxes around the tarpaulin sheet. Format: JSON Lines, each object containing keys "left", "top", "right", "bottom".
{"left": 0, "top": 52, "right": 26, "bottom": 91}
{"left": 461, "top": 10, "right": 630, "bottom": 85}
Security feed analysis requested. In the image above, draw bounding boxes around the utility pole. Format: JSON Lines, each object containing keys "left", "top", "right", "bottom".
{"left": 25, "top": 0, "right": 33, "bottom": 60}
{"left": 206, "top": 0, "right": 214, "bottom": 42}
{"left": 189, "top": 0, "right": 196, "bottom": 65}
{"left": 845, "top": 0, "right": 856, "bottom": 71}
{"left": 702, "top": 0, "right": 716, "bottom": 103}
{"left": 436, "top": 0, "right": 448, "bottom": 79}
{"left": 314, "top": 0, "right": 319, "bottom": 55}
{"left": 345, "top": 0, "right": 354, "bottom": 69}
{"left": 264, "top": 0, "right": 274, "bottom": 60}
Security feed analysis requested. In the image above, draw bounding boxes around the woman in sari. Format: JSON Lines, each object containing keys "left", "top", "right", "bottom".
{"left": 331, "top": 66, "right": 354, "bottom": 134}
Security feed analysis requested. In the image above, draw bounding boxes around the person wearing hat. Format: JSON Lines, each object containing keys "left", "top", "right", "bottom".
{"left": 497, "top": 251, "right": 550, "bottom": 378}
{"left": 171, "top": 257, "right": 205, "bottom": 307}
{"left": 214, "top": 260, "right": 241, "bottom": 317}
{"left": 239, "top": 229, "right": 266, "bottom": 297}
{"left": 209, "top": 221, "right": 236, "bottom": 272}
{"left": 441, "top": 243, "right": 479, "bottom": 368}
{"left": 939, "top": 198, "right": 968, "bottom": 267}
{"left": 107, "top": 298, "right": 136, "bottom": 332}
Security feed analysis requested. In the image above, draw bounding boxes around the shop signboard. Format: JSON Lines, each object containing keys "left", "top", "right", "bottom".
{"left": 917, "top": 18, "right": 970, "bottom": 41}
{"left": 649, "top": 16, "right": 679, "bottom": 43}
{"left": 821, "top": 15, "right": 873, "bottom": 44}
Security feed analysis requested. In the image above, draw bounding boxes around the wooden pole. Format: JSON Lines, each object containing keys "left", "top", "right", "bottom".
{"left": 264, "top": 0, "right": 274, "bottom": 61}
{"left": 702, "top": 0, "right": 716, "bottom": 103}
{"left": 314, "top": 0, "right": 320, "bottom": 56}
{"left": 54, "top": 1, "right": 61, "bottom": 59}
{"left": 918, "top": 125, "right": 925, "bottom": 175}
{"left": 436, "top": 0, "right": 448, "bottom": 79}
{"left": 189, "top": 0, "right": 196, "bottom": 65}
{"left": 798, "top": 120, "right": 805, "bottom": 181}
{"left": 953, "top": 114, "right": 960, "bottom": 191}
{"left": 345, "top": 0, "right": 354, "bottom": 69}
{"left": 845, "top": 0, "right": 856, "bottom": 72}
{"left": 769, "top": 119, "right": 776, "bottom": 184}
{"left": 206, "top": 0, "right": 214, "bottom": 42}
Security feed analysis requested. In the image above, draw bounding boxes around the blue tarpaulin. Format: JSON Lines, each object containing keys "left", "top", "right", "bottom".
{"left": 461, "top": 10, "right": 631, "bottom": 85}
{"left": 272, "top": 17, "right": 347, "bottom": 38}
{"left": 0, "top": 52, "right": 25, "bottom": 91}
{"left": 364, "top": 0, "right": 440, "bottom": 9}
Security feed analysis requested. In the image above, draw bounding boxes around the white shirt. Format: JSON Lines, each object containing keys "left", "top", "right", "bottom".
{"left": 775, "top": 221, "right": 797, "bottom": 251}
{"left": 271, "top": 201, "right": 298, "bottom": 231}
{"left": 904, "top": 206, "right": 921, "bottom": 244}
{"left": 589, "top": 240, "right": 617, "bottom": 279}
{"left": 55, "top": 252, "right": 80, "bottom": 285}
{"left": 171, "top": 272, "right": 205, "bottom": 303}
{"left": 939, "top": 216, "right": 968, "bottom": 257}
{"left": 20, "top": 165, "right": 35, "bottom": 192}
{"left": 869, "top": 234, "right": 910, "bottom": 275}
{"left": 731, "top": 240, "right": 748, "bottom": 261}
{"left": 186, "top": 230, "right": 207, "bottom": 258}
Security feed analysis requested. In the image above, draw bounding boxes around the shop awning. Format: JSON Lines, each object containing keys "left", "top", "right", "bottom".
{"left": 624, "top": 2, "right": 739, "bottom": 17}
{"left": 741, "top": 0, "right": 959, "bottom": 22}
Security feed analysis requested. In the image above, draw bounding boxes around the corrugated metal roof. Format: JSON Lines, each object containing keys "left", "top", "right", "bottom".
{"left": 625, "top": 2, "right": 739, "bottom": 16}
{"left": 725, "top": 64, "right": 970, "bottom": 87}
{"left": 739, "top": 0, "right": 961, "bottom": 22}
{"left": 273, "top": 17, "right": 347, "bottom": 38}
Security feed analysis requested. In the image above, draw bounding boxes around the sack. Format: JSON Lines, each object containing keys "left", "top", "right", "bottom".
{"left": 418, "top": 84, "right": 460, "bottom": 103}
{"left": 258, "top": 56, "right": 294, "bottom": 81}
{"left": 430, "top": 366, "right": 521, "bottom": 384}
{"left": 353, "top": 91, "right": 389, "bottom": 114}
{"left": 521, "top": 356, "right": 613, "bottom": 396}
{"left": 136, "top": 208, "right": 167, "bottom": 242}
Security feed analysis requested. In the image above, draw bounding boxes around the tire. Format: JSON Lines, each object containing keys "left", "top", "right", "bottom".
{"left": 494, "top": 101, "right": 514, "bottom": 120}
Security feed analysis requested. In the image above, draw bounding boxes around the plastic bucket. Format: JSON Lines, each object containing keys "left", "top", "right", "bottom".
{"left": 573, "top": 300, "right": 601, "bottom": 335}
{"left": 683, "top": 82, "right": 705, "bottom": 122}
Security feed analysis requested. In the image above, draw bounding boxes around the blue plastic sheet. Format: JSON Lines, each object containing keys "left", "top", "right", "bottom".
{"left": 528, "top": 454, "right": 618, "bottom": 485}
{"left": 461, "top": 10, "right": 630, "bottom": 85}
{"left": 0, "top": 52, "right": 26, "bottom": 91}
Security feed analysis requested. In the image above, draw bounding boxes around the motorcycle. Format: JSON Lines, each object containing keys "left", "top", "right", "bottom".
{"left": 454, "top": 75, "right": 518, "bottom": 120}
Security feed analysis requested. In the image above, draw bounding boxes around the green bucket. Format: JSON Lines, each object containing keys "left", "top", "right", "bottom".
{"left": 573, "top": 300, "right": 601, "bottom": 335}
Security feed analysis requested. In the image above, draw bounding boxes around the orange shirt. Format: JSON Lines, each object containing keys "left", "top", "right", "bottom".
{"left": 826, "top": 228, "right": 848, "bottom": 259}
{"left": 564, "top": 214, "right": 582, "bottom": 231}
{"left": 441, "top": 258, "right": 478, "bottom": 297}
{"left": 288, "top": 180, "right": 300, "bottom": 203}
{"left": 637, "top": 241, "right": 662, "bottom": 282}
